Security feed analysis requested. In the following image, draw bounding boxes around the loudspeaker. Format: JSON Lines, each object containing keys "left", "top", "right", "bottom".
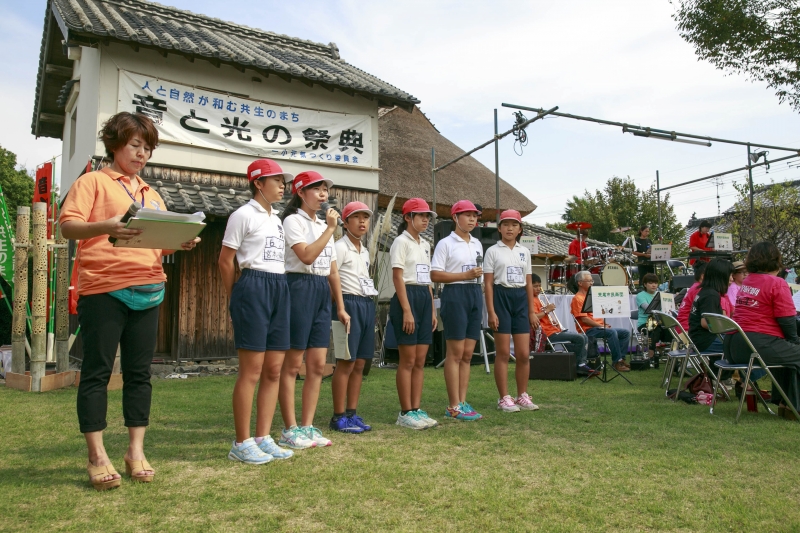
{"left": 433, "top": 221, "right": 499, "bottom": 254}
{"left": 591, "top": 274, "right": 603, "bottom": 286}
{"left": 670, "top": 275, "right": 695, "bottom": 292}
{"left": 529, "top": 352, "right": 577, "bottom": 381}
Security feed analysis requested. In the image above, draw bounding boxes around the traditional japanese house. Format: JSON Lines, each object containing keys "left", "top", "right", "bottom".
{"left": 32, "top": 0, "right": 418, "bottom": 361}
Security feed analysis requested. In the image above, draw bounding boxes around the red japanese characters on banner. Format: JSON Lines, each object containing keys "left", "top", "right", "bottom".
{"left": 34, "top": 162, "right": 54, "bottom": 237}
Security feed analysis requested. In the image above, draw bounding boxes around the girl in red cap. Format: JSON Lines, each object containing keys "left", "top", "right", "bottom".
{"left": 390, "top": 198, "right": 438, "bottom": 430}
{"left": 328, "top": 202, "right": 376, "bottom": 434}
{"left": 278, "top": 171, "right": 350, "bottom": 449}
{"left": 483, "top": 210, "right": 540, "bottom": 412}
{"left": 219, "top": 158, "right": 296, "bottom": 464}
{"left": 431, "top": 200, "right": 485, "bottom": 421}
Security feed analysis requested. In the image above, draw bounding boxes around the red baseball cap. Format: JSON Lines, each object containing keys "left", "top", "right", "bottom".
{"left": 499, "top": 209, "right": 522, "bottom": 223}
{"left": 291, "top": 170, "right": 334, "bottom": 194}
{"left": 342, "top": 201, "right": 373, "bottom": 220}
{"left": 402, "top": 198, "right": 436, "bottom": 216}
{"left": 451, "top": 200, "right": 481, "bottom": 216}
{"left": 246, "top": 159, "right": 293, "bottom": 182}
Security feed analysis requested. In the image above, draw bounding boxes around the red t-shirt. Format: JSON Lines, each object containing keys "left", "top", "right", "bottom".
{"left": 677, "top": 282, "right": 701, "bottom": 331}
{"left": 688, "top": 231, "right": 711, "bottom": 265}
{"left": 733, "top": 273, "right": 796, "bottom": 338}
{"left": 568, "top": 239, "right": 588, "bottom": 265}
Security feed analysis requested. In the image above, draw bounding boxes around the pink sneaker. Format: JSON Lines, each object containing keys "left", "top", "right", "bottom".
{"left": 497, "top": 395, "right": 520, "bottom": 412}
{"left": 516, "top": 393, "right": 539, "bottom": 411}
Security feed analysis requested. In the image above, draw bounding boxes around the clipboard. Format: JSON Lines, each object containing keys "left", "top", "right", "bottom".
{"left": 331, "top": 321, "right": 351, "bottom": 360}
{"left": 113, "top": 219, "right": 206, "bottom": 249}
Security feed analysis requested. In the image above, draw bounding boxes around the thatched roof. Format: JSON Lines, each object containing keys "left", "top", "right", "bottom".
{"left": 378, "top": 106, "right": 537, "bottom": 221}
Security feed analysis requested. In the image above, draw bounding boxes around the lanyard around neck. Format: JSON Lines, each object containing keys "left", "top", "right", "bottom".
{"left": 117, "top": 179, "right": 145, "bottom": 208}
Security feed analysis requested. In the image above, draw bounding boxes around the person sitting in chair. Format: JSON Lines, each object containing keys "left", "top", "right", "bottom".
{"left": 570, "top": 271, "right": 631, "bottom": 372}
{"left": 688, "top": 258, "right": 732, "bottom": 354}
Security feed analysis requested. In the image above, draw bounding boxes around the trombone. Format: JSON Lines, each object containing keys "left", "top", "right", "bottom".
{"left": 539, "top": 293, "right": 566, "bottom": 332}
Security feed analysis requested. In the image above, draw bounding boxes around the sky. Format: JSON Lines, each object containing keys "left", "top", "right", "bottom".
{"left": 3, "top": 0, "right": 799, "bottom": 228}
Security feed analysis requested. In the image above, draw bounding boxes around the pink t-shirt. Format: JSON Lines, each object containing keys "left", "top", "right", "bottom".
{"left": 727, "top": 283, "right": 740, "bottom": 307}
{"left": 733, "top": 273, "right": 796, "bottom": 338}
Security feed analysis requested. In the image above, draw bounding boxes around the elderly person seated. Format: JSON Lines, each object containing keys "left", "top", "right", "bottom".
{"left": 724, "top": 242, "right": 800, "bottom": 413}
{"left": 570, "top": 271, "right": 631, "bottom": 372}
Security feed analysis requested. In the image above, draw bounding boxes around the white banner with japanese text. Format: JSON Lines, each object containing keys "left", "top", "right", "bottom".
{"left": 117, "top": 70, "right": 373, "bottom": 168}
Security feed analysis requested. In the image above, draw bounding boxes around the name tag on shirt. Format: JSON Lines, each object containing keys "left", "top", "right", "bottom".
{"left": 416, "top": 264, "right": 431, "bottom": 284}
{"left": 314, "top": 245, "right": 332, "bottom": 269}
{"left": 507, "top": 266, "right": 524, "bottom": 284}
{"left": 359, "top": 277, "right": 379, "bottom": 296}
{"left": 263, "top": 235, "right": 285, "bottom": 262}
{"left": 462, "top": 263, "right": 478, "bottom": 283}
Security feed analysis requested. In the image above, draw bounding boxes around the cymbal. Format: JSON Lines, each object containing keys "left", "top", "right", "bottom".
{"left": 609, "top": 226, "right": 632, "bottom": 234}
{"left": 534, "top": 253, "right": 567, "bottom": 262}
{"left": 566, "top": 221, "right": 592, "bottom": 230}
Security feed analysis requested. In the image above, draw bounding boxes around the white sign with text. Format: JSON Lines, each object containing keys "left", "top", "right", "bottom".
{"left": 591, "top": 286, "right": 631, "bottom": 318}
{"left": 520, "top": 236, "right": 539, "bottom": 256}
{"left": 713, "top": 232, "right": 733, "bottom": 251}
{"left": 650, "top": 244, "right": 672, "bottom": 262}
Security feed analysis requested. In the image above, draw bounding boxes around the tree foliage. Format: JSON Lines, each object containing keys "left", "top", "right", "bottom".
{"left": 723, "top": 179, "right": 800, "bottom": 267}
{"left": 673, "top": 0, "right": 800, "bottom": 112}
{"left": 546, "top": 176, "right": 688, "bottom": 256}
{"left": 0, "top": 146, "right": 34, "bottom": 229}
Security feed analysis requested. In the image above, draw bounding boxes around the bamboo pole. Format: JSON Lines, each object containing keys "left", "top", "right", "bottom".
{"left": 11, "top": 206, "right": 30, "bottom": 375}
{"left": 30, "top": 203, "right": 48, "bottom": 391}
{"left": 55, "top": 226, "right": 69, "bottom": 374}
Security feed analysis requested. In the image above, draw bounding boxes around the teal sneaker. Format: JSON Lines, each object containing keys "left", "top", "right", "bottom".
{"left": 460, "top": 402, "right": 483, "bottom": 420}
{"left": 415, "top": 409, "right": 438, "bottom": 428}
{"left": 279, "top": 426, "right": 316, "bottom": 450}
{"left": 228, "top": 438, "right": 273, "bottom": 465}
{"left": 445, "top": 404, "right": 481, "bottom": 421}
{"left": 257, "top": 436, "right": 294, "bottom": 459}
{"left": 301, "top": 426, "right": 332, "bottom": 447}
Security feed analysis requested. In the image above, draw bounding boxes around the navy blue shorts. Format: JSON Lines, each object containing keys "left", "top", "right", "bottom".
{"left": 389, "top": 285, "right": 433, "bottom": 346}
{"left": 287, "top": 273, "right": 331, "bottom": 350}
{"left": 229, "top": 269, "right": 290, "bottom": 351}
{"left": 336, "top": 294, "right": 376, "bottom": 360}
{"left": 441, "top": 284, "right": 483, "bottom": 341}
{"left": 493, "top": 285, "right": 530, "bottom": 335}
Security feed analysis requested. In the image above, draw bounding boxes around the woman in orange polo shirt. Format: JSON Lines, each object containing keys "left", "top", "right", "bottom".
{"left": 60, "top": 112, "right": 199, "bottom": 491}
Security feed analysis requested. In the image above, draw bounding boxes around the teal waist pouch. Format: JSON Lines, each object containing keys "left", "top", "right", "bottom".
{"left": 108, "top": 283, "right": 165, "bottom": 311}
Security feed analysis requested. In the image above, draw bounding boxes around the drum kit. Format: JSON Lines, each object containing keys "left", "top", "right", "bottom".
{"left": 538, "top": 222, "right": 638, "bottom": 293}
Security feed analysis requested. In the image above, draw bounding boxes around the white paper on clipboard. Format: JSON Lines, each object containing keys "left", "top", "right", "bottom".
{"left": 114, "top": 219, "right": 206, "bottom": 249}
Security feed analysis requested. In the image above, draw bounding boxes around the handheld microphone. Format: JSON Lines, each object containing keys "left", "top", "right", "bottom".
{"left": 108, "top": 202, "right": 141, "bottom": 243}
{"left": 318, "top": 201, "right": 343, "bottom": 226}
{"left": 475, "top": 252, "right": 483, "bottom": 268}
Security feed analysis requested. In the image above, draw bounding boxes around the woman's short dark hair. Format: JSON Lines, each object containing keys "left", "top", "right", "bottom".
{"left": 641, "top": 273, "right": 659, "bottom": 285}
{"left": 99, "top": 112, "right": 159, "bottom": 160}
{"left": 698, "top": 219, "right": 712, "bottom": 230}
{"left": 639, "top": 224, "right": 650, "bottom": 235}
{"left": 701, "top": 258, "right": 732, "bottom": 295}
{"left": 745, "top": 241, "right": 782, "bottom": 273}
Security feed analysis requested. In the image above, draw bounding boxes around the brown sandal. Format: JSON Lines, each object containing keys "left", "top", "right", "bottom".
{"left": 88, "top": 462, "right": 121, "bottom": 491}
{"left": 124, "top": 457, "right": 155, "bottom": 483}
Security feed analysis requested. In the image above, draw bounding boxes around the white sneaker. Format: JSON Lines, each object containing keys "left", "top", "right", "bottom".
{"left": 301, "top": 426, "right": 332, "bottom": 447}
{"left": 279, "top": 426, "right": 316, "bottom": 449}
{"left": 516, "top": 392, "right": 540, "bottom": 411}
{"left": 497, "top": 395, "right": 521, "bottom": 412}
{"left": 228, "top": 438, "right": 273, "bottom": 464}
{"left": 415, "top": 409, "right": 438, "bottom": 428}
{"left": 396, "top": 411, "right": 428, "bottom": 430}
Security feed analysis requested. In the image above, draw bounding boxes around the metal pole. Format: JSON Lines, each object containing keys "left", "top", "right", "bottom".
{"left": 11, "top": 206, "right": 30, "bottom": 375}
{"left": 656, "top": 170, "right": 662, "bottom": 242}
{"left": 747, "top": 144, "right": 756, "bottom": 246}
{"left": 656, "top": 153, "right": 799, "bottom": 193}
{"left": 431, "top": 148, "right": 436, "bottom": 217}
{"left": 494, "top": 109, "right": 500, "bottom": 223}
{"left": 55, "top": 225, "right": 69, "bottom": 374}
{"left": 30, "top": 203, "right": 48, "bottom": 391}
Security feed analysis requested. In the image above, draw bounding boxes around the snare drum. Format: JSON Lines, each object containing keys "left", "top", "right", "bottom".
{"left": 582, "top": 246, "right": 602, "bottom": 265}
{"left": 550, "top": 264, "right": 579, "bottom": 283}
{"left": 602, "top": 247, "right": 617, "bottom": 261}
{"left": 600, "top": 261, "right": 630, "bottom": 287}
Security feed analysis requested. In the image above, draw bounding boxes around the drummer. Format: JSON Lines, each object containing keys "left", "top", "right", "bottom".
{"left": 633, "top": 225, "right": 654, "bottom": 282}
{"left": 567, "top": 228, "right": 590, "bottom": 265}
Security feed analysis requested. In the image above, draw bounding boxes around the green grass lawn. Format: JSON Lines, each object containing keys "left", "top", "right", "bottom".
{"left": 1, "top": 366, "right": 799, "bottom": 532}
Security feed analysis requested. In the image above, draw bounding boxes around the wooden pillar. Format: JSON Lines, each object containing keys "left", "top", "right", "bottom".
{"left": 29, "top": 203, "right": 48, "bottom": 392}
{"left": 55, "top": 227, "right": 69, "bottom": 374}
{"left": 11, "top": 206, "right": 29, "bottom": 375}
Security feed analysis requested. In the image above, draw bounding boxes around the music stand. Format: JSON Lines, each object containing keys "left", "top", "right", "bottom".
{"left": 644, "top": 292, "right": 662, "bottom": 314}
{"left": 705, "top": 231, "right": 715, "bottom": 249}
{"left": 579, "top": 291, "right": 632, "bottom": 385}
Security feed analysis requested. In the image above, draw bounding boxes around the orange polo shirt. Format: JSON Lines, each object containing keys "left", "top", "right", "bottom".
{"left": 532, "top": 296, "right": 560, "bottom": 337}
{"left": 60, "top": 167, "right": 168, "bottom": 296}
{"left": 571, "top": 291, "right": 605, "bottom": 331}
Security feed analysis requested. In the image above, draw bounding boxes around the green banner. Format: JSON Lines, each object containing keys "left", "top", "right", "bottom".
{"left": 0, "top": 183, "right": 15, "bottom": 289}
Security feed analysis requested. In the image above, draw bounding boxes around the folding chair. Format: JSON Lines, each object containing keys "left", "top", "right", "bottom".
{"left": 575, "top": 320, "right": 632, "bottom": 385}
{"left": 651, "top": 311, "right": 730, "bottom": 402}
{"left": 703, "top": 312, "right": 800, "bottom": 423}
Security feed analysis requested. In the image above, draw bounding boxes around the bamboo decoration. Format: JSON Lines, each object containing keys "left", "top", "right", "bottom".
{"left": 29, "top": 203, "right": 48, "bottom": 391}
{"left": 11, "top": 206, "right": 30, "bottom": 375}
{"left": 55, "top": 226, "right": 69, "bottom": 374}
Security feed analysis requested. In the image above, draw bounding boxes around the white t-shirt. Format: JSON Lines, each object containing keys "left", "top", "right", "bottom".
{"left": 431, "top": 232, "right": 484, "bottom": 284}
{"left": 390, "top": 230, "right": 432, "bottom": 286}
{"left": 283, "top": 209, "right": 337, "bottom": 275}
{"left": 484, "top": 240, "right": 532, "bottom": 288}
{"left": 335, "top": 236, "right": 377, "bottom": 296}
{"left": 221, "top": 199, "right": 285, "bottom": 274}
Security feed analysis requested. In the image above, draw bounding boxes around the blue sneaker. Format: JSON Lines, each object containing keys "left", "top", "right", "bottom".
{"left": 460, "top": 401, "right": 483, "bottom": 420}
{"left": 257, "top": 436, "right": 294, "bottom": 459}
{"left": 228, "top": 438, "right": 273, "bottom": 465}
{"left": 329, "top": 415, "right": 365, "bottom": 434}
{"left": 349, "top": 414, "right": 372, "bottom": 431}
